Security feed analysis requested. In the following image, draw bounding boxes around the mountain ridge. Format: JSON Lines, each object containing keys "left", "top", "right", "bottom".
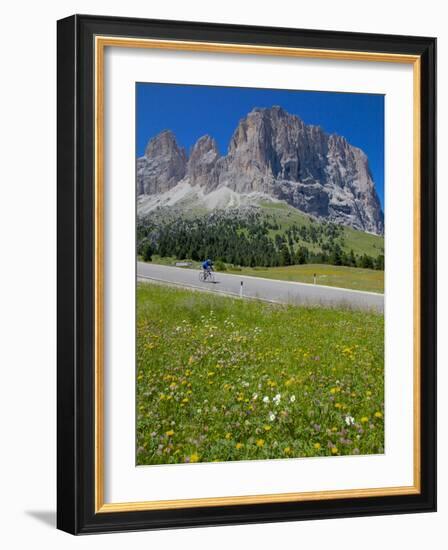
{"left": 137, "top": 106, "right": 384, "bottom": 235}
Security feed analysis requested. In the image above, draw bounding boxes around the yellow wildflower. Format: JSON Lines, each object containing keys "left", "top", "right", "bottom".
{"left": 361, "top": 416, "right": 369, "bottom": 423}
{"left": 263, "top": 425, "right": 272, "bottom": 431}
{"left": 225, "top": 433, "right": 231, "bottom": 440}
{"left": 313, "top": 443, "right": 321, "bottom": 450}
{"left": 190, "top": 453, "right": 199, "bottom": 463}
{"left": 284, "top": 447, "right": 291, "bottom": 455}
{"left": 165, "top": 430, "right": 174, "bottom": 437}
{"left": 331, "top": 447, "right": 338, "bottom": 454}
{"left": 374, "top": 411, "right": 383, "bottom": 418}
{"left": 235, "top": 443, "right": 244, "bottom": 450}
{"left": 256, "top": 439, "right": 265, "bottom": 448}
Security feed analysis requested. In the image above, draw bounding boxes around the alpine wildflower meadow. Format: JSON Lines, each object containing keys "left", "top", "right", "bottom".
{"left": 136, "top": 282, "right": 384, "bottom": 465}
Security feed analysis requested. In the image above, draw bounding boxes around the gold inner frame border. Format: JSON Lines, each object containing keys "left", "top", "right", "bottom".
{"left": 94, "top": 36, "right": 421, "bottom": 513}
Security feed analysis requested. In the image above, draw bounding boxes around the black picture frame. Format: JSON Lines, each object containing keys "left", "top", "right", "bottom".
{"left": 57, "top": 14, "right": 436, "bottom": 535}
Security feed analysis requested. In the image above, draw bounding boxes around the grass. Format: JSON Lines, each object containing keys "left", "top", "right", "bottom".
{"left": 226, "top": 264, "right": 384, "bottom": 294}
{"left": 136, "top": 283, "right": 384, "bottom": 465}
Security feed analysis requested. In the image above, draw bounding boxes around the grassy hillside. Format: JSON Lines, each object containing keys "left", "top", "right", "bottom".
{"left": 136, "top": 283, "right": 384, "bottom": 465}
{"left": 259, "top": 201, "right": 383, "bottom": 257}
{"left": 138, "top": 200, "right": 384, "bottom": 277}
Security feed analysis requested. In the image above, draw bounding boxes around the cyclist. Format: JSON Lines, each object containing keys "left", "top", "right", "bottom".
{"left": 202, "top": 258, "right": 214, "bottom": 278}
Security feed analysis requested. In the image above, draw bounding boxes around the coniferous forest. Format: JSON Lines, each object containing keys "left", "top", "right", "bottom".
{"left": 137, "top": 208, "right": 384, "bottom": 270}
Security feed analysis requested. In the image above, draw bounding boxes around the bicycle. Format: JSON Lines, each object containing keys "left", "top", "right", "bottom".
{"left": 199, "top": 269, "right": 215, "bottom": 283}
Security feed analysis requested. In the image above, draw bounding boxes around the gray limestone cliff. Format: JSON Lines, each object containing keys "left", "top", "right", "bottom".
{"left": 137, "top": 106, "right": 384, "bottom": 234}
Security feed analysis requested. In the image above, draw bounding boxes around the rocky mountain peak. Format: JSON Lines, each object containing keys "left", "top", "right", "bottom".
{"left": 187, "top": 135, "right": 221, "bottom": 187}
{"left": 144, "top": 129, "right": 180, "bottom": 157}
{"left": 137, "top": 130, "right": 187, "bottom": 195}
{"left": 189, "top": 135, "right": 220, "bottom": 159}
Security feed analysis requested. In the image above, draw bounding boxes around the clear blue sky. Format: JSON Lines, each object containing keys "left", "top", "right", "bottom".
{"left": 136, "top": 83, "right": 384, "bottom": 208}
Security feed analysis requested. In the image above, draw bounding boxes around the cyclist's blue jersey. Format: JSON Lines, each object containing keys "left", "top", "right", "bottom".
{"left": 202, "top": 260, "right": 212, "bottom": 269}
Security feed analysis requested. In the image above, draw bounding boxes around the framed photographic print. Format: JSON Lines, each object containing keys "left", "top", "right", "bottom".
{"left": 57, "top": 14, "right": 436, "bottom": 534}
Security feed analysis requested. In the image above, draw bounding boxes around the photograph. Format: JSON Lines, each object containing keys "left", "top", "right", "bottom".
{"left": 135, "top": 83, "right": 385, "bottom": 465}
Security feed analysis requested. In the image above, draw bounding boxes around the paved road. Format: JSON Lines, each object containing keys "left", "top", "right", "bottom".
{"left": 137, "top": 262, "right": 384, "bottom": 313}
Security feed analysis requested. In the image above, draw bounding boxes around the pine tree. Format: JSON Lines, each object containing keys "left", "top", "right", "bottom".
{"left": 279, "top": 243, "right": 292, "bottom": 266}
{"left": 143, "top": 242, "right": 153, "bottom": 262}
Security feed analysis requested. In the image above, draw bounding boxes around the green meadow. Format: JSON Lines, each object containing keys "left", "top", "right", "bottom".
{"left": 226, "top": 264, "right": 384, "bottom": 293}
{"left": 136, "top": 283, "right": 384, "bottom": 465}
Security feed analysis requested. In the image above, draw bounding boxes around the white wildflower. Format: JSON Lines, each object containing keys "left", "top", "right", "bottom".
{"left": 252, "top": 393, "right": 258, "bottom": 401}
{"left": 290, "top": 395, "right": 296, "bottom": 403}
{"left": 273, "top": 394, "right": 281, "bottom": 405}
{"left": 263, "top": 396, "right": 270, "bottom": 404}
{"left": 345, "top": 415, "right": 355, "bottom": 426}
{"left": 269, "top": 412, "right": 276, "bottom": 422}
